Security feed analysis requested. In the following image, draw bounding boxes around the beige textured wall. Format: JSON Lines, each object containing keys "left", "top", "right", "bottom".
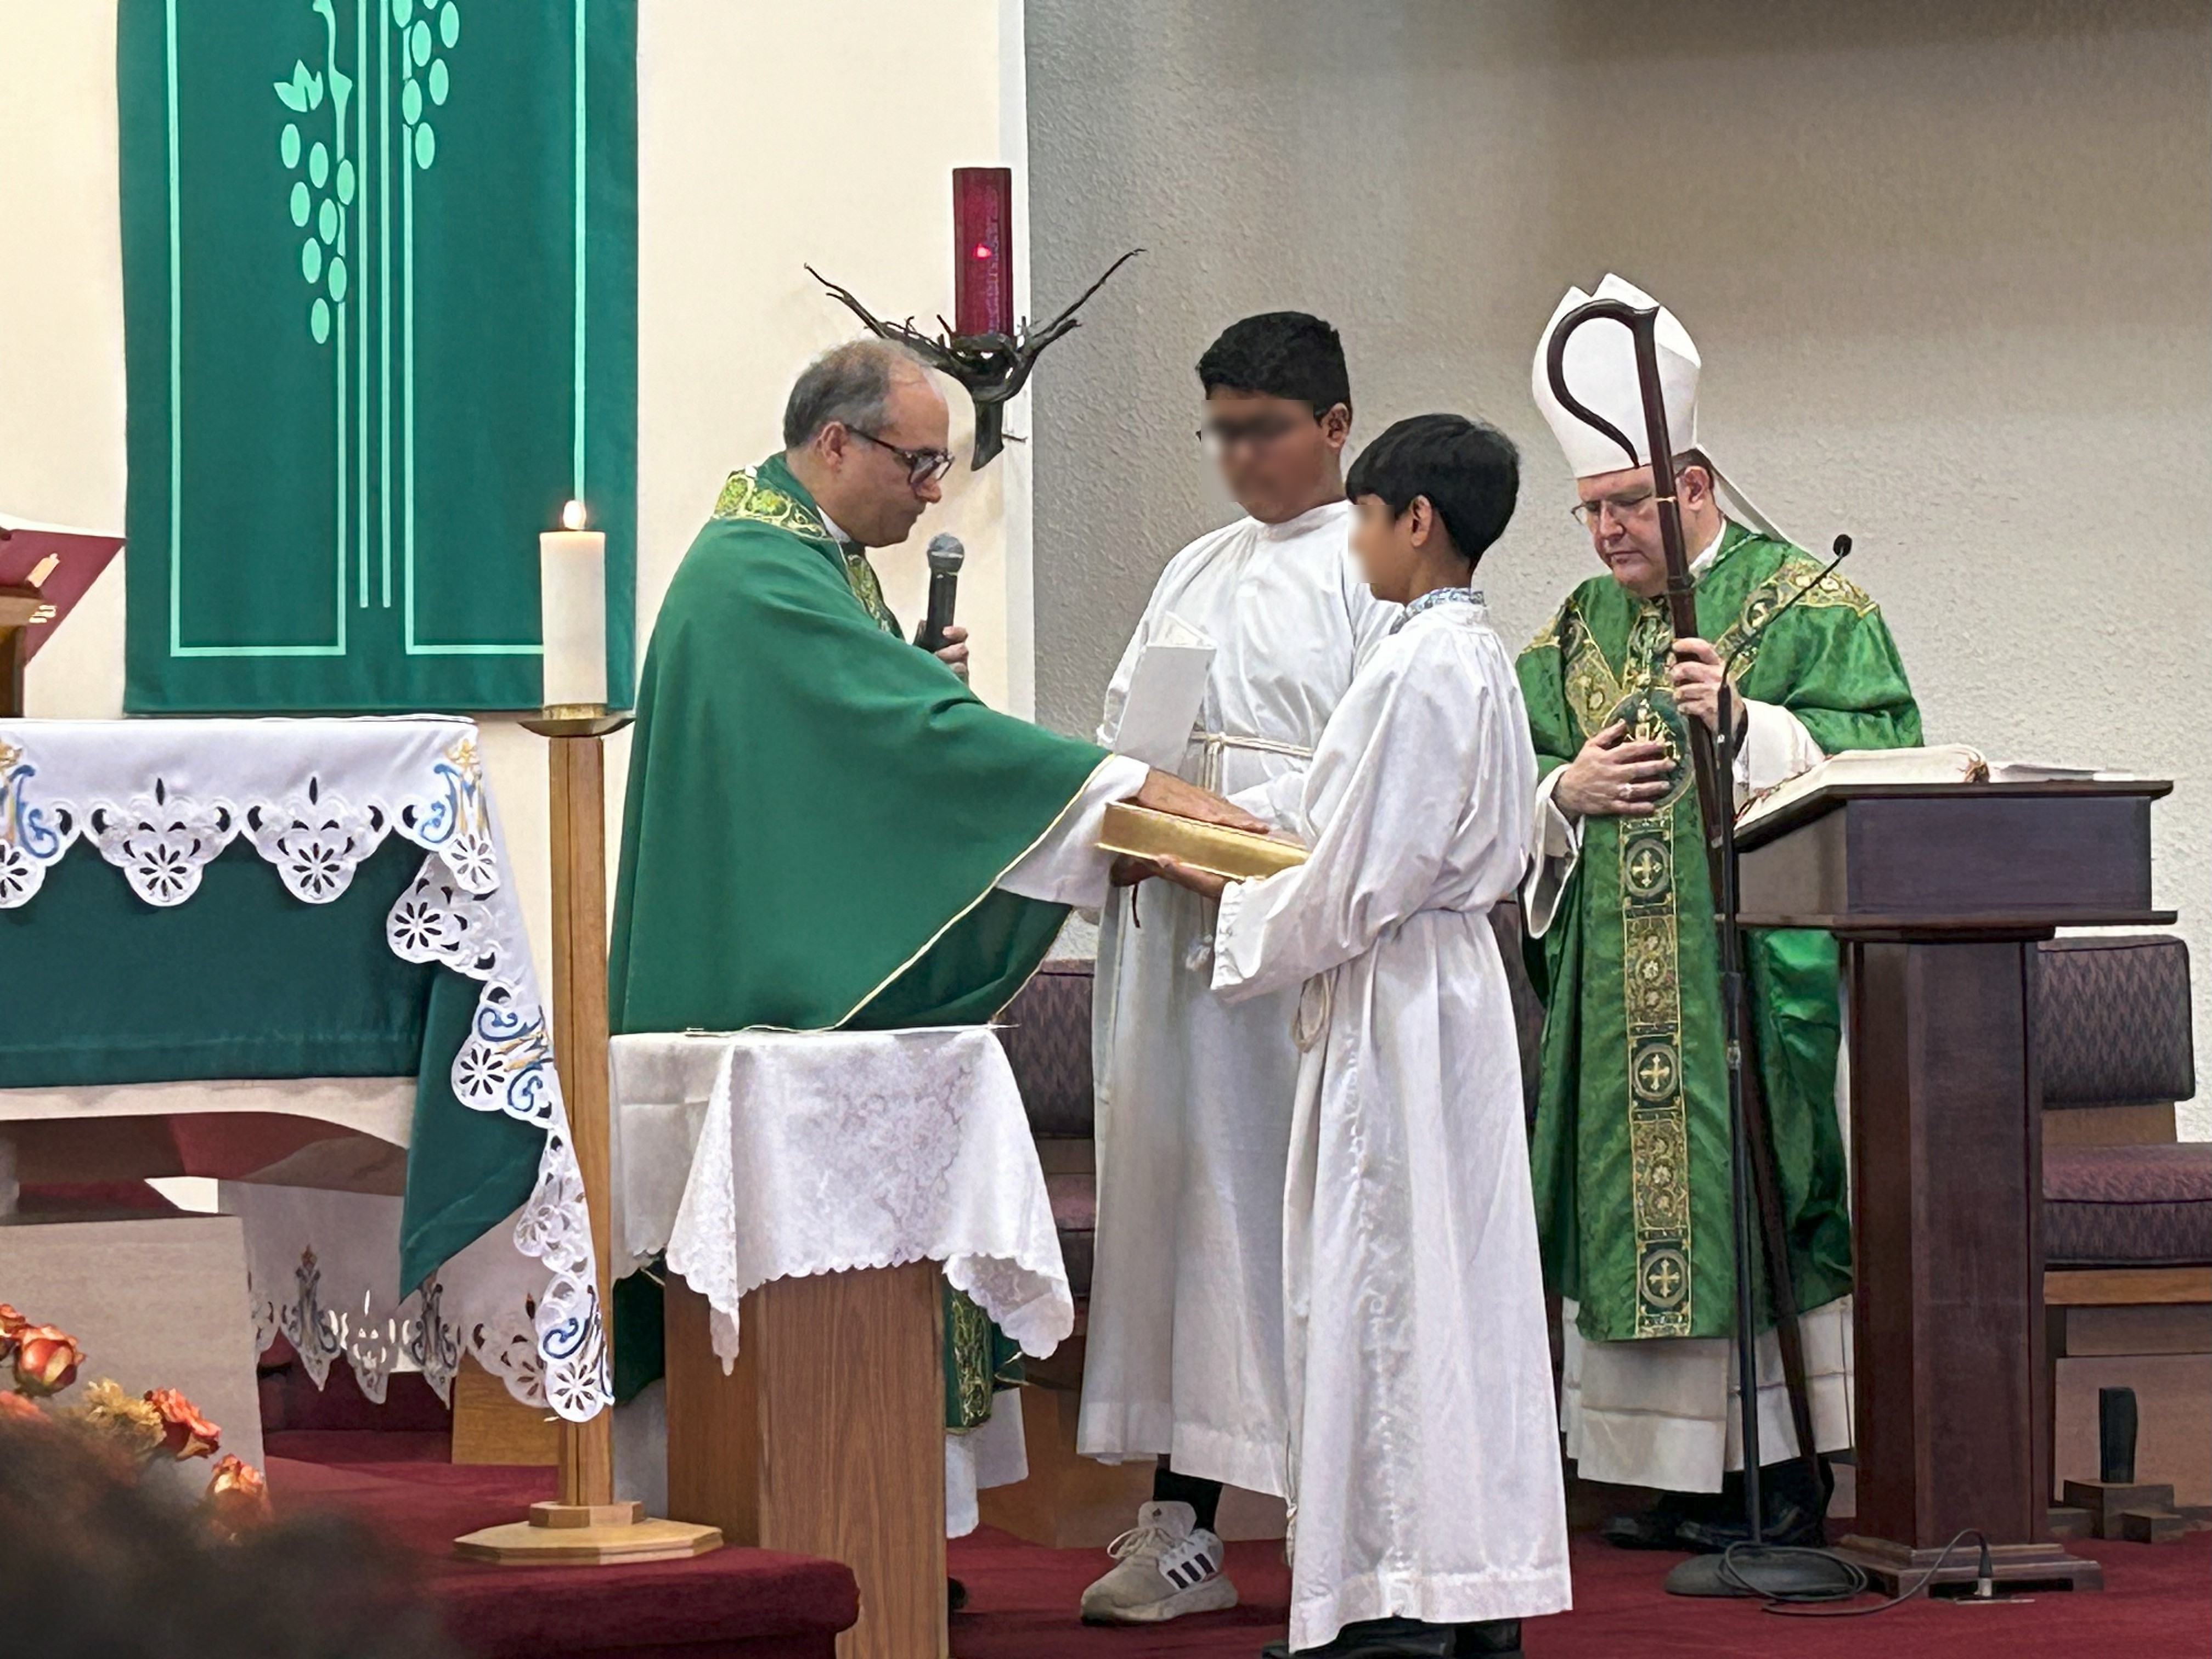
{"left": 1025, "top": 0, "right": 2211, "bottom": 1135}
{"left": 2, "top": 0, "right": 1033, "bottom": 994}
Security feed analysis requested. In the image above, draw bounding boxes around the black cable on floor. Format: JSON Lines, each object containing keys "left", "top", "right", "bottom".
{"left": 1751, "top": 1529, "right": 1997, "bottom": 1616}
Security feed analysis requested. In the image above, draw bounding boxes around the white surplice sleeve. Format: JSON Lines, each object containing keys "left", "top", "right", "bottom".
{"left": 996, "top": 754, "right": 1151, "bottom": 907}
{"left": 1210, "top": 652, "right": 1486, "bottom": 1005}
{"left": 1735, "top": 698, "right": 1824, "bottom": 797}
{"left": 1521, "top": 766, "right": 1583, "bottom": 940}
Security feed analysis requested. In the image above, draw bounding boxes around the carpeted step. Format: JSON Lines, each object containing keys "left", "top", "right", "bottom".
{"left": 270, "top": 1455, "right": 857, "bottom": 1658}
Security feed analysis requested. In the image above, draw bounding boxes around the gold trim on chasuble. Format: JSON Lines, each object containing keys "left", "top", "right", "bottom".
{"left": 1615, "top": 602, "right": 1695, "bottom": 1336}
{"left": 1558, "top": 551, "right": 1866, "bottom": 1338}
{"left": 1710, "top": 556, "right": 1880, "bottom": 681}
{"left": 713, "top": 469, "right": 901, "bottom": 635}
{"left": 947, "top": 1285, "right": 996, "bottom": 1430}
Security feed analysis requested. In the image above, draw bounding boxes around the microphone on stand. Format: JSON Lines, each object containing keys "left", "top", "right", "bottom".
{"left": 1719, "top": 534, "right": 1853, "bottom": 682}
{"left": 915, "top": 533, "right": 964, "bottom": 657}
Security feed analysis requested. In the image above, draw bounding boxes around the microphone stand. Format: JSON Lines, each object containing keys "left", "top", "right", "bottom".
{"left": 1666, "top": 535, "right": 1859, "bottom": 1600}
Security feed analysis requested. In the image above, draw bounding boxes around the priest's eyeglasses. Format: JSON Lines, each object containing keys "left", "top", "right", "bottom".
{"left": 848, "top": 427, "right": 956, "bottom": 487}
{"left": 1570, "top": 486, "right": 1657, "bottom": 529}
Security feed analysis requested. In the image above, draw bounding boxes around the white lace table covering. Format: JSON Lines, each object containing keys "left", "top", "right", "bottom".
{"left": 0, "top": 717, "right": 609, "bottom": 1421}
{"left": 610, "top": 1026, "right": 1071, "bottom": 1368}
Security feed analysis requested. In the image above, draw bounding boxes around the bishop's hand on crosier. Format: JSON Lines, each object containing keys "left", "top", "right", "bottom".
{"left": 1666, "top": 637, "right": 1746, "bottom": 741}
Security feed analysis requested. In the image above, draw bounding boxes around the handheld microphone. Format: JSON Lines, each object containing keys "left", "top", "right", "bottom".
{"left": 916, "top": 533, "right": 964, "bottom": 655}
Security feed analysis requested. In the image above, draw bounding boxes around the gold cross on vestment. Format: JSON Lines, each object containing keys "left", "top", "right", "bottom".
{"left": 1646, "top": 1257, "right": 1684, "bottom": 1300}
{"left": 1638, "top": 1051, "right": 1674, "bottom": 1095}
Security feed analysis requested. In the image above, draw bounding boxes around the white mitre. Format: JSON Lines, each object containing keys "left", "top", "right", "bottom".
{"left": 1531, "top": 273, "right": 1783, "bottom": 542}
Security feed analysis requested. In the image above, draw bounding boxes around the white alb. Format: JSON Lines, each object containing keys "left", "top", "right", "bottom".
{"left": 1210, "top": 600, "right": 1573, "bottom": 1651}
{"left": 1080, "top": 499, "right": 1395, "bottom": 1497}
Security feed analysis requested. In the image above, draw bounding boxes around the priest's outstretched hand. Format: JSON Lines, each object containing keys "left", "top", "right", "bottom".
{"left": 1108, "top": 771, "right": 1266, "bottom": 891}
{"left": 1131, "top": 769, "right": 1268, "bottom": 833}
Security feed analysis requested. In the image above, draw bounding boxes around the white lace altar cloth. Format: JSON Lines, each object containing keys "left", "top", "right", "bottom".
{"left": 610, "top": 1026, "right": 1072, "bottom": 1368}
{"left": 0, "top": 717, "right": 610, "bottom": 1421}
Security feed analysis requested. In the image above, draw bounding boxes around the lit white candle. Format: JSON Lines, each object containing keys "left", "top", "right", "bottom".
{"left": 540, "top": 498, "right": 607, "bottom": 710}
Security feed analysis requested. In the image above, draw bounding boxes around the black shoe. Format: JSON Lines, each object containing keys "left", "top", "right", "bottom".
{"left": 947, "top": 1577, "right": 967, "bottom": 1613}
{"left": 1454, "top": 1618, "right": 1522, "bottom": 1657}
{"left": 1599, "top": 1505, "right": 1688, "bottom": 1550}
{"left": 1260, "top": 1617, "right": 1458, "bottom": 1658}
{"left": 1673, "top": 1458, "right": 1833, "bottom": 1555}
{"left": 1599, "top": 1487, "right": 1725, "bottom": 1551}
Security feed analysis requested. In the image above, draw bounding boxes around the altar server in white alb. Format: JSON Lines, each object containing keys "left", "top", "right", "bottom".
{"left": 1155, "top": 414, "right": 1570, "bottom": 1659}
{"left": 1079, "top": 313, "right": 1395, "bottom": 1624}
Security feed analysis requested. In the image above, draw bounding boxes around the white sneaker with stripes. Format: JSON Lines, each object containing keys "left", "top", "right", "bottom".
{"left": 1078, "top": 1500, "right": 1238, "bottom": 1624}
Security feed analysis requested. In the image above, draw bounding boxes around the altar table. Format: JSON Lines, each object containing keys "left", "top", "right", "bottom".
{"left": 0, "top": 718, "right": 610, "bottom": 1421}
{"left": 608, "top": 1025, "right": 1070, "bottom": 1659}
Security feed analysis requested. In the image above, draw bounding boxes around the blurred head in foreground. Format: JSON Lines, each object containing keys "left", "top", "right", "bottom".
{"left": 0, "top": 1419, "right": 456, "bottom": 1659}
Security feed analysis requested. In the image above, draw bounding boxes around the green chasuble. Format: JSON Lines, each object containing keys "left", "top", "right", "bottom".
{"left": 609, "top": 454, "right": 1110, "bottom": 1423}
{"left": 1516, "top": 522, "right": 1921, "bottom": 1346}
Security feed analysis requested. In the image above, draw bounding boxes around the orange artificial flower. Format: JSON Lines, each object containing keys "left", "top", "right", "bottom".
{"left": 11, "top": 1325, "right": 84, "bottom": 1397}
{"left": 144, "top": 1387, "right": 221, "bottom": 1460}
{"left": 0, "top": 1305, "right": 29, "bottom": 1338}
{"left": 203, "top": 1454, "right": 272, "bottom": 1536}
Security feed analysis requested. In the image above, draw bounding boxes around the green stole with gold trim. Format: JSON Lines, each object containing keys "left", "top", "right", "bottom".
{"left": 610, "top": 452, "right": 1104, "bottom": 1423}
{"left": 1516, "top": 522, "right": 1922, "bottom": 1345}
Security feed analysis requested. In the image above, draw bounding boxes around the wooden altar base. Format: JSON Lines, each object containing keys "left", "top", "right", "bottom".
{"left": 453, "top": 1499, "right": 724, "bottom": 1564}
{"left": 665, "top": 1263, "right": 946, "bottom": 1659}
{"left": 1830, "top": 1533, "right": 2104, "bottom": 1595}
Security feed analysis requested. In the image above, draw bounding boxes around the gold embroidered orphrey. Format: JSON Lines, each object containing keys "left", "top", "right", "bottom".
{"left": 713, "top": 467, "right": 901, "bottom": 637}
{"left": 1534, "top": 542, "right": 1884, "bottom": 1339}
{"left": 1613, "top": 602, "right": 1694, "bottom": 1336}
{"left": 714, "top": 467, "right": 831, "bottom": 540}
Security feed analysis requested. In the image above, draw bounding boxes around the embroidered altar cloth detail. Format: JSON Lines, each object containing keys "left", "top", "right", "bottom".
{"left": 609, "top": 1026, "right": 1071, "bottom": 1369}
{"left": 0, "top": 716, "right": 610, "bottom": 1421}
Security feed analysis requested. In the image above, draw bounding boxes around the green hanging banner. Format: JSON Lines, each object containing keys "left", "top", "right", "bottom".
{"left": 119, "top": 0, "right": 637, "bottom": 713}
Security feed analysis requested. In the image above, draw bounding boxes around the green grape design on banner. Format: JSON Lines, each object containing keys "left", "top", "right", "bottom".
{"left": 119, "top": 0, "right": 637, "bottom": 713}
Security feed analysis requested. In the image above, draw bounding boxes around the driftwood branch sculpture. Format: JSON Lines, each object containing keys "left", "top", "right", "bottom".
{"left": 805, "top": 247, "right": 1144, "bottom": 469}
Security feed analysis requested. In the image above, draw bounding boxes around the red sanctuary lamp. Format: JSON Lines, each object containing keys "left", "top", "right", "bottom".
{"left": 953, "top": 166, "right": 1014, "bottom": 336}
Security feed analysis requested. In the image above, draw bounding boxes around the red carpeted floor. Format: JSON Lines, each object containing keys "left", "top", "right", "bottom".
{"left": 268, "top": 1452, "right": 855, "bottom": 1659}
{"left": 944, "top": 1526, "right": 2211, "bottom": 1659}
{"left": 268, "top": 1426, "right": 2208, "bottom": 1659}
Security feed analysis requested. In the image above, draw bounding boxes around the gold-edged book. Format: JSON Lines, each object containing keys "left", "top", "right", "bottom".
{"left": 1099, "top": 802, "right": 1308, "bottom": 881}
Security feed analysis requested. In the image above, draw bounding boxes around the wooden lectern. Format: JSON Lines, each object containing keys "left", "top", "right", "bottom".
{"left": 1736, "top": 781, "right": 2173, "bottom": 1593}
{"left": 664, "top": 1267, "right": 947, "bottom": 1659}
{"left": 0, "top": 583, "right": 55, "bottom": 719}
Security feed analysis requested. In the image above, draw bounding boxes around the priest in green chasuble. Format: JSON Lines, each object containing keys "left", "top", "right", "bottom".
{"left": 1516, "top": 275, "right": 1921, "bottom": 1551}
{"left": 608, "top": 340, "right": 1259, "bottom": 1472}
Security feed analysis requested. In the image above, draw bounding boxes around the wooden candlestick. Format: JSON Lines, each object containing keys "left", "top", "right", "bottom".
{"left": 454, "top": 718, "right": 721, "bottom": 1565}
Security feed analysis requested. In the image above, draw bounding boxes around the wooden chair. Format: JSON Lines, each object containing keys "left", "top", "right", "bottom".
{"left": 2036, "top": 935, "right": 2210, "bottom": 1518}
